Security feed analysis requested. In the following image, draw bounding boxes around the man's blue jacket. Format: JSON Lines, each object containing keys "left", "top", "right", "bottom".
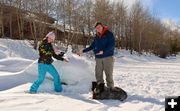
{"left": 83, "top": 30, "right": 115, "bottom": 58}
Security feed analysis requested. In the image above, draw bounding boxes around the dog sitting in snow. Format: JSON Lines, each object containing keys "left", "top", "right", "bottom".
{"left": 92, "top": 81, "right": 127, "bottom": 101}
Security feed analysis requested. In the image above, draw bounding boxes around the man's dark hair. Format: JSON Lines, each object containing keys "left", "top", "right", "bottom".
{"left": 95, "top": 22, "right": 103, "bottom": 28}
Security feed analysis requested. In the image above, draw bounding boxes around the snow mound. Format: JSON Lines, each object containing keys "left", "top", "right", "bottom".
{"left": 0, "top": 39, "right": 38, "bottom": 60}
{"left": 23, "top": 46, "right": 95, "bottom": 93}
{"left": 0, "top": 50, "right": 7, "bottom": 59}
{"left": 0, "top": 45, "right": 8, "bottom": 59}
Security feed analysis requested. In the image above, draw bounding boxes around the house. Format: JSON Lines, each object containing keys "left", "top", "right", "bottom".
{"left": 0, "top": 4, "right": 92, "bottom": 46}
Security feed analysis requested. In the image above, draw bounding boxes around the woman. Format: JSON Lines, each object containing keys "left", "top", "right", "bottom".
{"left": 29, "top": 31, "right": 68, "bottom": 93}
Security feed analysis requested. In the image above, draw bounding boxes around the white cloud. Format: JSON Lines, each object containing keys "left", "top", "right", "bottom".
{"left": 110, "top": 0, "right": 155, "bottom": 8}
{"left": 162, "top": 18, "right": 180, "bottom": 31}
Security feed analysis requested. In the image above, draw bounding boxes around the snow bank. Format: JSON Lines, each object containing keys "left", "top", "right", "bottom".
{"left": 24, "top": 46, "right": 95, "bottom": 93}
{"left": 0, "top": 39, "right": 95, "bottom": 94}
{"left": 0, "top": 39, "right": 38, "bottom": 60}
{"left": 0, "top": 45, "right": 8, "bottom": 59}
{"left": 1, "top": 39, "right": 180, "bottom": 111}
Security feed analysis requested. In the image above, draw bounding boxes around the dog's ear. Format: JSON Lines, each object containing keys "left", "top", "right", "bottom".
{"left": 92, "top": 81, "right": 97, "bottom": 91}
{"left": 94, "top": 83, "right": 104, "bottom": 94}
{"left": 98, "top": 83, "right": 105, "bottom": 93}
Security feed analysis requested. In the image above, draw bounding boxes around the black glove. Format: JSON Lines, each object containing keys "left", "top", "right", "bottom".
{"left": 59, "top": 52, "right": 65, "bottom": 57}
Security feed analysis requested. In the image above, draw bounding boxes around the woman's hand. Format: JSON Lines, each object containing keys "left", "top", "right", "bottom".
{"left": 77, "top": 49, "right": 83, "bottom": 56}
{"left": 63, "top": 57, "right": 69, "bottom": 62}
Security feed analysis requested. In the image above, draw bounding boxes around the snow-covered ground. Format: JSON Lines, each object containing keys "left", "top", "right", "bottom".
{"left": 0, "top": 38, "right": 180, "bottom": 111}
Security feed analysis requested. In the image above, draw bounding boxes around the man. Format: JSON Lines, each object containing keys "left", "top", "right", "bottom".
{"left": 29, "top": 31, "right": 69, "bottom": 93}
{"left": 78, "top": 22, "right": 115, "bottom": 89}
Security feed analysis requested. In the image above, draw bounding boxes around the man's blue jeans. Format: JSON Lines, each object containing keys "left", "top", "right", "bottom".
{"left": 30, "top": 63, "right": 62, "bottom": 93}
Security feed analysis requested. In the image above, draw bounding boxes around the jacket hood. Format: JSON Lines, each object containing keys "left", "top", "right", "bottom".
{"left": 98, "top": 26, "right": 108, "bottom": 37}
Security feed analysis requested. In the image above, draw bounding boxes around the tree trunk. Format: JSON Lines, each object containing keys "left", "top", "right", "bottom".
{"left": 9, "top": 14, "right": 12, "bottom": 38}
{"left": 138, "top": 31, "right": 142, "bottom": 55}
{"left": 0, "top": 5, "right": 4, "bottom": 37}
{"left": 33, "top": 21, "right": 38, "bottom": 49}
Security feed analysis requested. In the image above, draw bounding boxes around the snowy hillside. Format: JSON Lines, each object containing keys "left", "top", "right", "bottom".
{"left": 0, "top": 39, "right": 180, "bottom": 111}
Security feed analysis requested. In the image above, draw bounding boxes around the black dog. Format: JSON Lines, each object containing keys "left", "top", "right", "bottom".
{"left": 92, "top": 81, "right": 127, "bottom": 101}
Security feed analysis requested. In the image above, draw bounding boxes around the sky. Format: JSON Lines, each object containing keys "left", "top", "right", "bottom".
{"left": 151, "top": 0, "right": 180, "bottom": 23}
{"left": 124, "top": 0, "right": 180, "bottom": 23}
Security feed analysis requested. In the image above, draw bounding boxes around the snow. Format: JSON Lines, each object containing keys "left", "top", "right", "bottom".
{"left": 0, "top": 39, "right": 38, "bottom": 60}
{"left": 0, "top": 39, "right": 180, "bottom": 111}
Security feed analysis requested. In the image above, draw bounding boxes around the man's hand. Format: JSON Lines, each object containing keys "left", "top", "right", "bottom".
{"left": 77, "top": 49, "right": 83, "bottom": 56}
{"left": 96, "top": 51, "right": 103, "bottom": 55}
